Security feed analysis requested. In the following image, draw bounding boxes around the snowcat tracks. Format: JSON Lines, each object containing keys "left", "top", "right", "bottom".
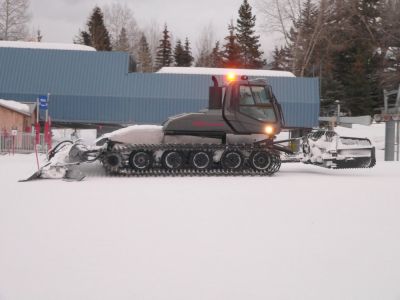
{"left": 100, "top": 143, "right": 281, "bottom": 177}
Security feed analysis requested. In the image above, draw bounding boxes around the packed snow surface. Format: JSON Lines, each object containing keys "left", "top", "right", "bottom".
{"left": 0, "top": 99, "right": 31, "bottom": 115}
{"left": 0, "top": 41, "right": 96, "bottom": 51}
{"left": 158, "top": 67, "right": 296, "bottom": 77}
{"left": 1, "top": 123, "right": 400, "bottom": 300}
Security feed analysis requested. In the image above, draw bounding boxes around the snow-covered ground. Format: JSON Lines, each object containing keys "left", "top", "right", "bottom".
{"left": 1, "top": 124, "right": 400, "bottom": 300}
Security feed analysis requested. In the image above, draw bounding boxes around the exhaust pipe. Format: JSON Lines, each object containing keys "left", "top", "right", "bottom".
{"left": 209, "top": 76, "right": 223, "bottom": 109}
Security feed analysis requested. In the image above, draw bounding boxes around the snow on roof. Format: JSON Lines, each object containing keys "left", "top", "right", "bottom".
{"left": 157, "top": 67, "right": 296, "bottom": 78}
{"left": 0, "top": 99, "right": 32, "bottom": 116}
{"left": 0, "top": 41, "right": 96, "bottom": 52}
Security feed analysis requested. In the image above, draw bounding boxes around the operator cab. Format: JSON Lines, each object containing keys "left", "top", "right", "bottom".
{"left": 162, "top": 75, "right": 284, "bottom": 141}
{"left": 223, "top": 76, "right": 284, "bottom": 137}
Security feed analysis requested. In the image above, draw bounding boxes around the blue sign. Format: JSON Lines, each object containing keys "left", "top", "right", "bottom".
{"left": 39, "top": 95, "right": 48, "bottom": 110}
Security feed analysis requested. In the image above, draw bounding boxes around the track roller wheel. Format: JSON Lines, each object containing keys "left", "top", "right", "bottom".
{"left": 162, "top": 150, "right": 184, "bottom": 170}
{"left": 190, "top": 151, "right": 211, "bottom": 170}
{"left": 250, "top": 150, "right": 271, "bottom": 171}
{"left": 103, "top": 152, "right": 123, "bottom": 172}
{"left": 129, "top": 150, "right": 153, "bottom": 170}
{"left": 221, "top": 150, "right": 244, "bottom": 170}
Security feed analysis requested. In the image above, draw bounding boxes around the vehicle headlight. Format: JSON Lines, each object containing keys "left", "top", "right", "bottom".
{"left": 265, "top": 125, "right": 274, "bottom": 135}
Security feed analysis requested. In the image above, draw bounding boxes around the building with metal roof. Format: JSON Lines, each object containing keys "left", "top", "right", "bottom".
{"left": 0, "top": 99, "right": 37, "bottom": 133}
{"left": 0, "top": 46, "right": 320, "bottom": 128}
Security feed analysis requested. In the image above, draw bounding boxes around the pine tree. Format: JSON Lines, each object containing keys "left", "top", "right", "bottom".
{"left": 379, "top": 0, "right": 400, "bottom": 90}
{"left": 114, "top": 27, "right": 130, "bottom": 52}
{"left": 326, "top": 0, "right": 382, "bottom": 115}
{"left": 222, "top": 21, "right": 242, "bottom": 68}
{"left": 271, "top": 46, "right": 289, "bottom": 70}
{"left": 195, "top": 40, "right": 224, "bottom": 68}
{"left": 173, "top": 39, "right": 185, "bottom": 66}
{"left": 181, "top": 38, "right": 194, "bottom": 67}
{"left": 137, "top": 33, "right": 153, "bottom": 72}
{"left": 210, "top": 41, "right": 224, "bottom": 68}
{"left": 81, "top": 6, "right": 112, "bottom": 51}
{"left": 236, "top": 0, "right": 265, "bottom": 69}
{"left": 155, "top": 24, "right": 173, "bottom": 70}
{"left": 76, "top": 30, "right": 91, "bottom": 46}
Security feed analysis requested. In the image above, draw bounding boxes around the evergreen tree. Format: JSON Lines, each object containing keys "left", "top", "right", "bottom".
{"left": 114, "top": 27, "right": 130, "bottom": 52}
{"left": 174, "top": 38, "right": 193, "bottom": 67}
{"left": 173, "top": 39, "right": 185, "bottom": 66}
{"left": 271, "top": 46, "right": 289, "bottom": 70}
{"left": 210, "top": 41, "right": 224, "bottom": 68}
{"left": 155, "top": 24, "right": 173, "bottom": 70}
{"left": 137, "top": 33, "right": 153, "bottom": 72}
{"left": 377, "top": 0, "right": 400, "bottom": 90}
{"left": 326, "top": 0, "right": 382, "bottom": 115}
{"left": 76, "top": 30, "right": 91, "bottom": 46}
{"left": 236, "top": 0, "right": 265, "bottom": 68}
{"left": 86, "top": 6, "right": 112, "bottom": 51}
{"left": 195, "top": 40, "right": 224, "bottom": 68}
{"left": 222, "top": 21, "right": 242, "bottom": 68}
{"left": 181, "top": 38, "right": 194, "bottom": 67}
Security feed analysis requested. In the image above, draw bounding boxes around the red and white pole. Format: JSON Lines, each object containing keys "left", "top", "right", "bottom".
{"left": 34, "top": 98, "right": 40, "bottom": 171}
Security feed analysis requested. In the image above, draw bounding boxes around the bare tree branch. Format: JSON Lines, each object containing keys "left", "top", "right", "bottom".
{"left": 103, "top": 3, "right": 140, "bottom": 53}
{"left": 0, "top": 0, "right": 31, "bottom": 40}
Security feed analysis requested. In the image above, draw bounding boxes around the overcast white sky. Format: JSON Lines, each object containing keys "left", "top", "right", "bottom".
{"left": 30, "top": 0, "right": 283, "bottom": 59}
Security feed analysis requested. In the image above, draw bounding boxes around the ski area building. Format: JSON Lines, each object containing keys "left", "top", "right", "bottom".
{"left": 0, "top": 99, "right": 37, "bottom": 133}
{"left": 0, "top": 42, "right": 320, "bottom": 129}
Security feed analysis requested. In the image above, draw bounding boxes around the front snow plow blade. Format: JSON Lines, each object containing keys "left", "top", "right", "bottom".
{"left": 19, "top": 140, "right": 96, "bottom": 182}
{"left": 19, "top": 162, "right": 86, "bottom": 182}
{"left": 301, "top": 130, "right": 376, "bottom": 169}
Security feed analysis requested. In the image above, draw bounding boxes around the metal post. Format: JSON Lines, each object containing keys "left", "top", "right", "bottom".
{"left": 397, "top": 120, "right": 400, "bottom": 161}
{"left": 45, "top": 93, "right": 51, "bottom": 152}
{"left": 335, "top": 100, "right": 340, "bottom": 126}
{"left": 385, "top": 120, "right": 396, "bottom": 161}
{"left": 36, "top": 98, "right": 39, "bottom": 123}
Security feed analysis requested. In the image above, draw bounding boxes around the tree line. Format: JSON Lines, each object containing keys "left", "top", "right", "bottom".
{"left": 262, "top": 0, "right": 400, "bottom": 116}
{"left": 74, "top": 0, "right": 265, "bottom": 72}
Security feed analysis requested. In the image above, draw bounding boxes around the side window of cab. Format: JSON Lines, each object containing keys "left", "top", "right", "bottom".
{"left": 239, "top": 86, "right": 254, "bottom": 105}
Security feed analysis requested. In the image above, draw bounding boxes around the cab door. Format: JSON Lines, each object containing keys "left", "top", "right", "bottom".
{"left": 223, "top": 84, "right": 278, "bottom": 134}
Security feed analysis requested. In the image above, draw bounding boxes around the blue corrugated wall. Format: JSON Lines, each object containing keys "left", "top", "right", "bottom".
{"left": 0, "top": 48, "right": 320, "bottom": 128}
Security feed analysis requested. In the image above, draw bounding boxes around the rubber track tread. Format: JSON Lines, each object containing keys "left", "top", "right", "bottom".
{"left": 101, "top": 143, "right": 281, "bottom": 177}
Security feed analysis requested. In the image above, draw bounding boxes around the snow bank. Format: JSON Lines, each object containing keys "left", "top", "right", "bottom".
{"left": 0, "top": 99, "right": 31, "bottom": 115}
{"left": 0, "top": 41, "right": 96, "bottom": 51}
{"left": 158, "top": 67, "right": 296, "bottom": 77}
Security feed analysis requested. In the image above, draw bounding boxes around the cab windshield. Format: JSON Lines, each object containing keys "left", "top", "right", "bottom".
{"left": 239, "top": 85, "right": 276, "bottom": 122}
